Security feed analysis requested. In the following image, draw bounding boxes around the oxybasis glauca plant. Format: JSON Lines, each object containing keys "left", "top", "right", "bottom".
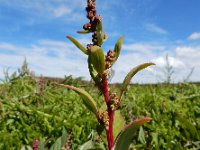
{"left": 55, "top": 0, "right": 155, "bottom": 149}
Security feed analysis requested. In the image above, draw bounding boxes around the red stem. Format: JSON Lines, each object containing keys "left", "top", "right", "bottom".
{"left": 102, "top": 75, "right": 114, "bottom": 150}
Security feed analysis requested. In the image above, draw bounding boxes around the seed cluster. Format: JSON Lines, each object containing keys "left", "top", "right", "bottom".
{"left": 84, "top": 0, "right": 102, "bottom": 46}
{"left": 110, "top": 92, "right": 119, "bottom": 110}
{"left": 32, "top": 140, "right": 39, "bottom": 150}
{"left": 105, "top": 50, "right": 116, "bottom": 69}
{"left": 98, "top": 111, "right": 109, "bottom": 127}
{"left": 65, "top": 130, "right": 73, "bottom": 150}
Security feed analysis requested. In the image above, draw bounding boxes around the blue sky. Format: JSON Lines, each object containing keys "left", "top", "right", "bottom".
{"left": 0, "top": 0, "right": 200, "bottom": 83}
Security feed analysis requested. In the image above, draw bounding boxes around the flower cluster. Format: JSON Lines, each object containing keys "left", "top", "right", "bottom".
{"left": 109, "top": 92, "right": 119, "bottom": 110}
{"left": 83, "top": 0, "right": 102, "bottom": 46}
{"left": 97, "top": 111, "right": 109, "bottom": 127}
{"left": 105, "top": 50, "right": 116, "bottom": 69}
{"left": 32, "top": 140, "right": 39, "bottom": 150}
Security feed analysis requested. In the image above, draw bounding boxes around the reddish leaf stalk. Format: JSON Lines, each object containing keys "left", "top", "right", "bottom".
{"left": 102, "top": 75, "right": 114, "bottom": 149}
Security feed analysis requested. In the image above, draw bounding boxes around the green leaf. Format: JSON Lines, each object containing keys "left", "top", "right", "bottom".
{"left": 112, "top": 36, "right": 124, "bottom": 65}
{"left": 114, "top": 117, "right": 152, "bottom": 150}
{"left": 66, "top": 36, "right": 88, "bottom": 55}
{"left": 97, "top": 22, "right": 103, "bottom": 46}
{"left": 77, "top": 30, "right": 91, "bottom": 34}
{"left": 61, "top": 127, "right": 68, "bottom": 147}
{"left": 88, "top": 57, "right": 101, "bottom": 87}
{"left": 176, "top": 114, "right": 199, "bottom": 139}
{"left": 79, "top": 140, "right": 93, "bottom": 150}
{"left": 120, "top": 62, "right": 155, "bottom": 99}
{"left": 50, "top": 137, "right": 62, "bottom": 150}
{"left": 54, "top": 83, "right": 98, "bottom": 115}
{"left": 138, "top": 126, "right": 146, "bottom": 145}
{"left": 79, "top": 140, "right": 106, "bottom": 150}
{"left": 79, "top": 131, "right": 106, "bottom": 150}
{"left": 151, "top": 133, "right": 159, "bottom": 149}
{"left": 89, "top": 46, "right": 105, "bottom": 76}
{"left": 113, "top": 110, "right": 125, "bottom": 140}
{"left": 49, "top": 128, "right": 68, "bottom": 150}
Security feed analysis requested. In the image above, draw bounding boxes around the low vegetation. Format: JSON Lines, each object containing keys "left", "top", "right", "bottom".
{"left": 0, "top": 68, "right": 199, "bottom": 149}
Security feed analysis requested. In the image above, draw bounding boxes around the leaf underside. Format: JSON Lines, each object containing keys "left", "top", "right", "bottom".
{"left": 88, "top": 45, "right": 105, "bottom": 76}
{"left": 97, "top": 22, "right": 103, "bottom": 46}
{"left": 114, "top": 117, "right": 153, "bottom": 150}
{"left": 113, "top": 110, "right": 125, "bottom": 140}
{"left": 112, "top": 36, "right": 124, "bottom": 66}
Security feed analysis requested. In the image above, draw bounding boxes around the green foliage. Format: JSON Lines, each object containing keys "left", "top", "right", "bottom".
{"left": 77, "top": 30, "right": 91, "bottom": 34}
{"left": 66, "top": 36, "right": 88, "bottom": 55}
{"left": 114, "top": 117, "right": 152, "bottom": 150}
{"left": 0, "top": 74, "right": 200, "bottom": 149}
{"left": 138, "top": 126, "right": 146, "bottom": 145}
{"left": 54, "top": 83, "right": 99, "bottom": 115}
{"left": 89, "top": 46, "right": 105, "bottom": 76}
{"left": 113, "top": 110, "right": 125, "bottom": 140}
{"left": 120, "top": 63, "right": 155, "bottom": 99}
{"left": 79, "top": 131, "right": 106, "bottom": 150}
{"left": 112, "top": 36, "right": 124, "bottom": 66}
{"left": 120, "top": 83, "right": 200, "bottom": 149}
{"left": 88, "top": 46, "right": 105, "bottom": 88}
{"left": 96, "top": 21, "right": 104, "bottom": 46}
{"left": 49, "top": 127, "right": 68, "bottom": 150}
{"left": 0, "top": 74, "right": 97, "bottom": 149}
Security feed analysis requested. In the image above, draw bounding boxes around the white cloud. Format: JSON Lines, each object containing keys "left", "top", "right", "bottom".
{"left": 0, "top": 39, "right": 89, "bottom": 80}
{"left": 53, "top": 6, "right": 72, "bottom": 17}
{"left": 145, "top": 23, "right": 168, "bottom": 34}
{"left": 151, "top": 46, "right": 200, "bottom": 83}
{"left": 188, "top": 32, "right": 200, "bottom": 40}
{"left": 1, "top": 40, "right": 200, "bottom": 83}
{"left": 175, "top": 46, "right": 200, "bottom": 68}
{"left": 0, "top": 0, "right": 86, "bottom": 21}
{"left": 152, "top": 56, "right": 185, "bottom": 68}
{"left": 112, "top": 53, "right": 155, "bottom": 83}
{"left": 111, "top": 42, "right": 200, "bottom": 83}
{"left": 123, "top": 43, "right": 165, "bottom": 54}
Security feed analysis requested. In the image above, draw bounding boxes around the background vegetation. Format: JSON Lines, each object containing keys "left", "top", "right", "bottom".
{"left": 0, "top": 62, "right": 199, "bottom": 149}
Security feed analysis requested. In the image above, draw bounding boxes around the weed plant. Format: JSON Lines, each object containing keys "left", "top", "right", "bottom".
{"left": 0, "top": 0, "right": 199, "bottom": 149}
{"left": 53, "top": 0, "right": 155, "bottom": 149}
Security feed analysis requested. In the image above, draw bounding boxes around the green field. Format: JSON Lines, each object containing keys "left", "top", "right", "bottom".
{"left": 0, "top": 70, "right": 200, "bottom": 149}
